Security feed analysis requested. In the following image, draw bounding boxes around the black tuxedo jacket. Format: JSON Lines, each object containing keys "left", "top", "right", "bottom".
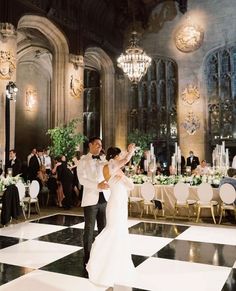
{"left": 6, "top": 158, "right": 22, "bottom": 177}
{"left": 186, "top": 156, "right": 200, "bottom": 170}
{"left": 28, "top": 155, "right": 41, "bottom": 181}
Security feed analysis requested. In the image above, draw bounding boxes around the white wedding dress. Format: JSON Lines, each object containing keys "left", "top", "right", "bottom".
{"left": 86, "top": 153, "right": 135, "bottom": 287}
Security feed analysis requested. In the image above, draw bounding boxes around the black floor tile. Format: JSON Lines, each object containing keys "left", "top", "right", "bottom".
{"left": 0, "top": 236, "right": 25, "bottom": 250}
{"left": 36, "top": 228, "right": 85, "bottom": 247}
{"left": 0, "top": 263, "right": 34, "bottom": 286}
{"left": 154, "top": 239, "right": 236, "bottom": 267}
{"left": 129, "top": 222, "right": 189, "bottom": 238}
{"left": 31, "top": 214, "right": 84, "bottom": 226}
{"left": 131, "top": 254, "right": 149, "bottom": 267}
{"left": 40, "top": 249, "right": 87, "bottom": 278}
{"left": 222, "top": 268, "right": 236, "bottom": 291}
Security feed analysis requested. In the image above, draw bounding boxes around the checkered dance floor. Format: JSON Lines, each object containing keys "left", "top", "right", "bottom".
{"left": 0, "top": 214, "right": 235, "bottom": 290}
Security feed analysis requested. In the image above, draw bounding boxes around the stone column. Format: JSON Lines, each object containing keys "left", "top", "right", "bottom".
{"left": 0, "top": 23, "right": 17, "bottom": 165}
{"left": 115, "top": 74, "right": 129, "bottom": 149}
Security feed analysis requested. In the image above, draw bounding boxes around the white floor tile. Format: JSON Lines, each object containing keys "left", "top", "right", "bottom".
{"left": 177, "top": 225, "right": 236, "bottom": 245}
{"left": 0, "top": 270, "right": 106, "bottom": 291}
{"left": 129, "top": 234, "right": 172, "bottom": 256}
{"left": 0, "top": 222, "right": 67, "bottom": 240}
{"left": 127, "top": 219, "right": 141, "bottom": 228}
{"left": 72, "top": 222, "right": 98, "bottom": 230}
{"left": 0, "top": 240, "right": 81, "bottom": 269}
{"left": 130, "top": 257, "right": 231, "bottom": 291}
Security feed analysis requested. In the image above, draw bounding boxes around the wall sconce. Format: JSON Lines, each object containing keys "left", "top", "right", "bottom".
{"left": 6, "top": 81, "right": 18, "bottom": 101}
{"left": 26, "top": 89, "right": 37, "bottom": 111}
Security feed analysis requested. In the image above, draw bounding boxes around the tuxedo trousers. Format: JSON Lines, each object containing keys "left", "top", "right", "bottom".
{"left": 83, "top": 194, "right": 107, "bottom": 265}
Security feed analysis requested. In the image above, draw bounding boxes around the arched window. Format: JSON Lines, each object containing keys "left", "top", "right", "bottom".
{"left": 83, "top": 68, "right": 100, "bottom": 139}
{"left": 128, "top": 56, "right": 178, "bottom": 168}
{"left": 206, "top": 47, "right": 236, "bottom": 158}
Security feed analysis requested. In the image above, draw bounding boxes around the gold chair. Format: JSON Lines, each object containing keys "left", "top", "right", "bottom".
{"left": 219, "top": 183, "right": 236, "bottom": 224}
{"left": 196, "top": 183, "right": 218, "bottom": 224}
{"left": 173, "top": 182, "right": 196, "bottom": 219}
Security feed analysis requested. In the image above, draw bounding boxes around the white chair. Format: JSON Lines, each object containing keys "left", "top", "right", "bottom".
{"left": 16, "top": 181, "right": 26, "bottom": 220}
{"left": 219, "top": 183, "right": 236, "bottom": 224}
{"left": 196, "top": 183, "right": 218, "bottom": 224}
{"left": 140, "top": 182, "right": 156, "bottom": 218}
{"left": 23, "top": 180, "right": 40, "bottom": 218}
{"left": 173, "top": 182, "right": 196, "bottom": 219}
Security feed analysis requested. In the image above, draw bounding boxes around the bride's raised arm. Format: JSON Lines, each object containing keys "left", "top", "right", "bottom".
{"left": 109, "top": 144, "right": 136, "bottom": 174}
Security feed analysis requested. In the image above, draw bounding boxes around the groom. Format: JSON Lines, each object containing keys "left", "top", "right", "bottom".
{"left": 77, "top": 137, "right": 110, "bottom": 266}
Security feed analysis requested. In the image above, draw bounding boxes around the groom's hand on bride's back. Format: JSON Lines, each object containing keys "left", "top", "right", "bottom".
{"left": 98, "top": 180, "right": 110, "bottom": 190}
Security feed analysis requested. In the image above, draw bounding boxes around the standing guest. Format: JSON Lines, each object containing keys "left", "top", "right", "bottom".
{"left": 27, "top": 148, "right": 36, "bottom": 166}
{"left": 139, "top": 150, "right": 150, "bottom": 175}
{"left": 70, "top": 151, "right": 82, "bottom": 206}
{"left": 181, "top": 155, "right": 186, "bottom": 174}
{"left": 186, "top": 150, "right": 200, "bottom": 171}
{"left": 28, "top": 148, "right": 43, "bottom": 181}
{"left": 5, "top": 149, "right": 22, "bottom": 177}
{"left": 57, "top": 155, "right": 74, "bottom": 210}
{"left": 42, "top": 148, "right": 52, "bottom": 175}
{"left": 77, "top": 137, "right": 110, "bottom": 267}
{"left": 51, "top": 157, "right": 64, "bottom": 207}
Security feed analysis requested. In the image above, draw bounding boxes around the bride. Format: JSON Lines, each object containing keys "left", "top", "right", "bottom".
{"left": 86, "top": 143, "right": 136, "bottom": 287}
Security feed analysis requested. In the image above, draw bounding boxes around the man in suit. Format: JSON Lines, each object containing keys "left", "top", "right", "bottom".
{"left": 28, "top": 148, "right": 43, "bottom": 181}
{"left": 6, "top": 149, "right": 22, "bottom": 177}
{"left": 77, "top": 137, "right": 110, "bottom": 266}
{"left": 186, "top": 150, "right": 200, "bottom": 171}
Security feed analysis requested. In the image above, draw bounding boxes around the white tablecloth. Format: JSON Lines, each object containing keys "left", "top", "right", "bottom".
{"left": 130, "top": 184, "right": 220, "bottom": 216}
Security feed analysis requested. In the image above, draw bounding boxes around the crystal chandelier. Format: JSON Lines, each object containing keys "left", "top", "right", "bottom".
{"left": 117, "top": 31, "right": 152, "bottom": 84}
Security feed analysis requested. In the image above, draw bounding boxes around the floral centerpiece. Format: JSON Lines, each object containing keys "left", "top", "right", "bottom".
{"left": 128, "top": 173, "right": 224, "bottom": 186}
{"left": 0, "top": 175, "right": 21, "bottom": 191}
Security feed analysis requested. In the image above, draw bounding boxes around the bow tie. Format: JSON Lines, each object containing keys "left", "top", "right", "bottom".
{"left": 92, "top": 155, "right": 101, "bottom": 160}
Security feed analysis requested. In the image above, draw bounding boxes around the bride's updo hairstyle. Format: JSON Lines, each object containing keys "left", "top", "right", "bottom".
{"left": 106, "top": 147, "right": 121, "bottom": 161}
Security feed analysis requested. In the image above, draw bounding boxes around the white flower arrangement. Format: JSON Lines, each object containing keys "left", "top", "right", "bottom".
{"left": 128, "top": 173, "right": 224, "bottom": 186}
{"left": 0, "top": 174, "right": 21, "bottom": 191}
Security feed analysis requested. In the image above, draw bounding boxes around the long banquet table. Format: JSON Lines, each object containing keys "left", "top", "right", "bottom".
{"left": 129, "top": 184, "right": 220, "bottom": 217}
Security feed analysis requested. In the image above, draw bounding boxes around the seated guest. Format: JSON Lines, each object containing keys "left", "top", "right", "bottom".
{"left": 195, "top": 160, "right": 209, "bottom": 175}
{"left": 220, "top": 168, "right": 236, "bottom": 191}
{"left": 5, "top": 149, "right": 22, "bottom": 177}
{"left": 37, "top": 165, "right": 49, "bottom": 206}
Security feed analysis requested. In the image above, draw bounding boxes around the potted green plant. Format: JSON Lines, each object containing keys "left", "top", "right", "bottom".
{"left": 47, "top": 119, "right": 86, "bottom": 162}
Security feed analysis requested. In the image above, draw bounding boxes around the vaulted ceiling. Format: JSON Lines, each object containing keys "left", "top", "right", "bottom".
{"left": 2, "top": 0, "right": 188, "bottom": 56}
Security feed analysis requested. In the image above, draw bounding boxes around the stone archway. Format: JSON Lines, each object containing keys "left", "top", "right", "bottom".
{"left": 17, "top": 15, "right": 69, "bottom": 125}
{"left": 84, "top": 47, "right": 115, "bottom": 149}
